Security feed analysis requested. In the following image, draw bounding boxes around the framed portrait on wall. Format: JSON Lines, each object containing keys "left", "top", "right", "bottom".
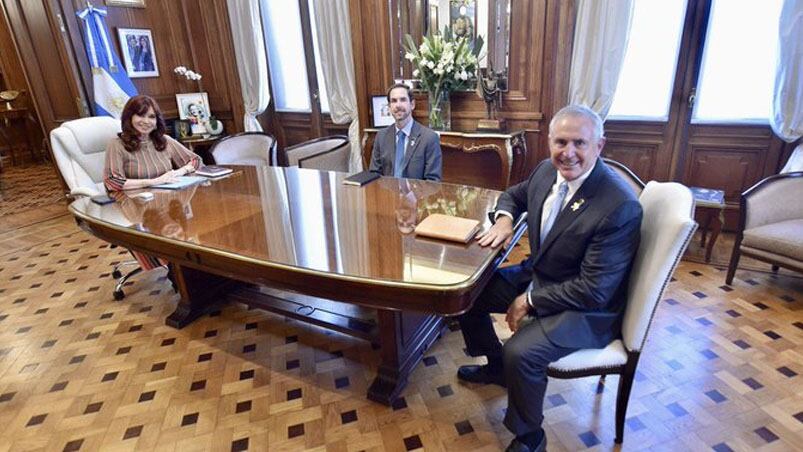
{"left": 176, "top": 92, "right": 210, "bottom": 135}
{"left": 449, "top": 0, "right": 476, "bottom": 39}
{"left": 371, "top": 95, "right": 394, "bottom": 127}
{"left": 117, "top": 28, "right": 159, "bottom": 78}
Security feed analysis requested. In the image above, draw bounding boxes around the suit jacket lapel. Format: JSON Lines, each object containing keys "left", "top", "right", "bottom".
{"left": 384, "top": 126, "right": 397, "bottom": 170}
{"left": 400, "top": 121, "right": 422, "bottom": 172}
{"left": 534, "top": 160, "right": 606, "bottom": 262}
{"left": 532, "top": 168, "right": 556, "bottom": 245}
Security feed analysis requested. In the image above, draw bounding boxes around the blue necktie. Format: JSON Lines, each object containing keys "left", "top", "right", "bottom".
{"left": 393, "top": 130, "right": 405, "bottom": 178}
{"left": 540, "top": 181, "right": 569, "bottom": 244}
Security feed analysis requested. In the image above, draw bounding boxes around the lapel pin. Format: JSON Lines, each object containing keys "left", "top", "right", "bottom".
{"left": 571, "top": 199, "right": 585, "bottom": 211}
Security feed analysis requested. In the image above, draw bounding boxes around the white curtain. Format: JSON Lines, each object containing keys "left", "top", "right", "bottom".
{"left": 568, "top": 0, "right": 635, "bottom": 119}
{"left": 772, "top": 0, "right": 803, "bottom": 172}
{"left": 312, "top": 0, "right": 362, "bottom": 172}
{"left": 227, "top": 0, "right": 270, "bottom": 132}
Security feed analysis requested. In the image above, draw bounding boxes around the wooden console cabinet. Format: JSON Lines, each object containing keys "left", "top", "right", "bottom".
{"left": 363, "top": 129, "right": 530, "bottom": 190}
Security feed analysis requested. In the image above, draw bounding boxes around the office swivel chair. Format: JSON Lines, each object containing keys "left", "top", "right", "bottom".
{"left": 49, "top": 116, "right": 155, "bottom": 300}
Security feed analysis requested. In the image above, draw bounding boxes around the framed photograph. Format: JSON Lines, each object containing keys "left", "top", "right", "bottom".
{"left": 449, "top": 0, "right": 476, "bottom": 39}
{"left": 176, "top": 92, "right": 210, "bottom": 135}
{"left": 170, "top": 119, "right": 192, "bottom": 139}
{"left": 105, "top": 0, "right": 146, "bottom": 7}
{"left": 117, "top": 28, "right": 159, "bottom": 78}
{"left": 371, "top": 95, "right": 394, "bottom": 127}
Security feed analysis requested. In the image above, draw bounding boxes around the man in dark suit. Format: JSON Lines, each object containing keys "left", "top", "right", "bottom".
{"left": 369, "top": 83, "right": 442, "bottom": 181}
{"left": 457, "top": 105, "right": 643, "bottom": 452}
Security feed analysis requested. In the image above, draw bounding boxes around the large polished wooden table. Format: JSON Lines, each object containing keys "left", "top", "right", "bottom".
{"left": 69, "top": 166, "right": 512, "bottom": 404}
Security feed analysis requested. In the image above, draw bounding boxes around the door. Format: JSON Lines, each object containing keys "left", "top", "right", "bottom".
{"left": 603, "top": 0, "right": 792, "bottom": 227}
{"left": 260, "top": 0, "right": 347, "bottom": 147}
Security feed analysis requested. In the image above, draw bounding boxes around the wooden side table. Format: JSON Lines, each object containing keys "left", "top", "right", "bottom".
{"left": 0, "top": 107, "right": 39, "bottom": 165}
{"left": 179, "top": 135, "right": 223, "bottom": 165}
{"left": 690, "top": 187, "right": 726, "bottom": 262}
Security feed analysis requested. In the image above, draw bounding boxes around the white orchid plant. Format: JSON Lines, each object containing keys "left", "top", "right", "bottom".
{"left": 173, "top": 66, "right": 202, "bottom": 81}
{"left": 403, "top": 27, "right": 483, "bottom": 128}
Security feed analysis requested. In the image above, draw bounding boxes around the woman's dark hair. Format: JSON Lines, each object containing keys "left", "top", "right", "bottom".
{"left": 119, "top": 94, "right": 167, "bottom": 153}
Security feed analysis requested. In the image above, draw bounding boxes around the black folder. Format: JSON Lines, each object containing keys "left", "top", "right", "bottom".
{"left": 343, "top": 170, "right": 381, "bottom": 186}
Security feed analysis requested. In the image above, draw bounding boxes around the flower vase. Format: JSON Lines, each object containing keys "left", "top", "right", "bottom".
{"left": 428, "top": 89, "right": 451, "bottom": 131}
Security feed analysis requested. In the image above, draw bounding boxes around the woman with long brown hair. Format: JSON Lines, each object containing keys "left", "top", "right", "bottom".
{"left": 104, "top": 94, "right": 200, "bottom": 191}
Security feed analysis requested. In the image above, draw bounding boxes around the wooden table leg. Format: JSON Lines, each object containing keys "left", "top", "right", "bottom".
{"left": 166, "top": 263, "right": 237, "bottom": 328}
{"left": 704, "top": 208, "right": 724, "bottom": 263}
{"left": 367, "top": 309, "right": 445, "bottom": 405}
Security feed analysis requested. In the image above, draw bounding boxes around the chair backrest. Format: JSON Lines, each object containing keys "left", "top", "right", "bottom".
{"left": 780, "top": 143, "right": 802, "bottom": 173}
{"left": 209, "top": 132, "right": 277, "bottom": 166}
{"left": 49, "top": 116, "right": 121, "bottom": 194}
{"left": 622, "top": 181, "right": 697, "bottom": 352}
{"left": 286, "top": 135, "right": 350, "bottom": 172}
{"left": 603, "top": 158, "right": 645, "bottom": 196}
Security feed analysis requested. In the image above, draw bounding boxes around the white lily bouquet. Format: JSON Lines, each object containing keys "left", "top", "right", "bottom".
{"left": 404, "top": 28, "right": 483, "bottom": 130}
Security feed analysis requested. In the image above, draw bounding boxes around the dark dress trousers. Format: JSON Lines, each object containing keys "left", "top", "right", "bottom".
{"left": 458, "top": 158, "right": 643, "bottom": 435}
{"left": 368, "top": 120, "right": 442, "bottom": 181}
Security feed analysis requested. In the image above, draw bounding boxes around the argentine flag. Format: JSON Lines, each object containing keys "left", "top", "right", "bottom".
{"left": 77, "top": 5, "right": 137, "bottom": 118}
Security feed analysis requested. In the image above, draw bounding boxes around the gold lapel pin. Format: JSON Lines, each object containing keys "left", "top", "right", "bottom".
{"left": 571, "top": 199, "right": 585, "bottom": 211}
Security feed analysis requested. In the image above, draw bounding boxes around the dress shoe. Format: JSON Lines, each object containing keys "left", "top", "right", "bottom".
{"left": 505, "top": 434, "right": 546, "bottom": 452}
{"left": 457, "top": 364, "right": 506, "bottom": 387}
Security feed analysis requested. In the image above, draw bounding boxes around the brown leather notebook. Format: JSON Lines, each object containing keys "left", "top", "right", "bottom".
{"left": 414, "top": 213, "right": 481, "bottom": 243}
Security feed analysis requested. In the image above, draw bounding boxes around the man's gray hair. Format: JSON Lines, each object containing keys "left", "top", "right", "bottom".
{"left": 549, "top": 105, "right": 605, "bottom": 142}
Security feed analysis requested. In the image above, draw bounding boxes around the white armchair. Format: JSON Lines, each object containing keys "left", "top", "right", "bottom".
{"left": 49, "top": 116, "right": 120, "bottom": 197}
{"left": 286, "top": 135, "right": 350, "bottom": 172}
{"left": 546, "top": 181, "right": 698, "bottom": 444}
{"left": 209, "top": 132, "right": 278, "bottom": 166}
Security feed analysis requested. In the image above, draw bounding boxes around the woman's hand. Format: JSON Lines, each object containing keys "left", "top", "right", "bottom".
{"left": 151, "top": 170, "right": 180, "bottom": 186}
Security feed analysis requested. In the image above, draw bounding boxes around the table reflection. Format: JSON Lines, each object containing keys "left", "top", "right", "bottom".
{"left": 72, "top": 166, "right": 502, "bottom": 287}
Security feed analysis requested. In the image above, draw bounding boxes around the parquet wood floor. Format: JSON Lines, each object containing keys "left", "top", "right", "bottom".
{"left": 1, "top": 215, "right": 802, "bottom": 451}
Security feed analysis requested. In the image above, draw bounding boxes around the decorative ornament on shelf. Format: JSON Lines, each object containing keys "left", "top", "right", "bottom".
{"left": 403, "top": 27, "right": 483, "bottom": 131}
{"left": 0, "top": 90, "right": 20, "bottom": 110}
{"left": 205, "top": 116, "right": 224, "bottom": 136}
{"left": 476, "top": 65, "right": 506, "bottom": 132}
{"left": 173, "top": 66, "right": 202, "bottom": 81}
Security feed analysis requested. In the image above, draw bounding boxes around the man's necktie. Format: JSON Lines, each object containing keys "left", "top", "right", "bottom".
{"left": 540, "top": 181, "right": 569, "bottom": 245}
{"left": 393, "top": 130, "right": 405, "bottom": 178}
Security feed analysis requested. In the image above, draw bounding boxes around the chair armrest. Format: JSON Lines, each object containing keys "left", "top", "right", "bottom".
{"left": 70, "top": 186, "right": 101, "bottom": 198}
{"left": 743, "top": 171, "right": 803, "bottom": 230}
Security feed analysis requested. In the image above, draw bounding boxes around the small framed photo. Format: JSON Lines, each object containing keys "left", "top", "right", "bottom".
{"left": 371, "top": 95, "right": 393, "bottom": 127}
{"left": 172, "top": 119, "right": 192, "bottom": 139}
{"left": 176, "top": 92, "right": 210, "bottom": 135}
{"left": 105, "top": 0, "right": 146, "bottom": 7}
{"left": 117, "top": 28, "right": 159, "bottom": 78}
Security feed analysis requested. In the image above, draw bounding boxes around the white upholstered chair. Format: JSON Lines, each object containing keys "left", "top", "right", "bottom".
{"left": 546, "top": 181, "right": 698, "bottom": 444}
{"left": 286, "top": 135, "right": 350, "bottom": 172}
{"left": 49, "top": 116, "right": 149, "bottom": 299}
{"left": 50, "top": 116, "right": 120, "bottom": 197}
{"left": 208, "top": 132, "right": 278, "bottom": 166}
{"left": 603, "top": 157, "right": 645, "bottom": 196}
{"left": 725, "top": 171, "right": 803, "bottom": 284}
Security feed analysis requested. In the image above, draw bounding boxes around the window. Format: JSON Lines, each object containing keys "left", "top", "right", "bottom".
{"left": 607, "top": 0, "right": 687, "bottom": 120}
{"left": 692, "top": 0, "right": 783, "bottom": 122}
{"left": 261, "top": 0, "right": 329, "bottom": 113}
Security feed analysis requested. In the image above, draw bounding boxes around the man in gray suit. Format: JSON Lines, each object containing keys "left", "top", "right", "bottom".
{"left": 457, "top": 105, "right": 643, "bottom": 452}
{"left": 369, "top": 83, "right": 442, "bottom": 181}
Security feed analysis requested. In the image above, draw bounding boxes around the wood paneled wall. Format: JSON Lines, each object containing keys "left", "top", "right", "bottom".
{"left": 0, "top": 2, "right": 45, "bottom": 154}
{"left": 2, "top": 0, "right": 245, "bottom": 136}
{"left": 350, "top": 0, "right": 577, "bottom": 182}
